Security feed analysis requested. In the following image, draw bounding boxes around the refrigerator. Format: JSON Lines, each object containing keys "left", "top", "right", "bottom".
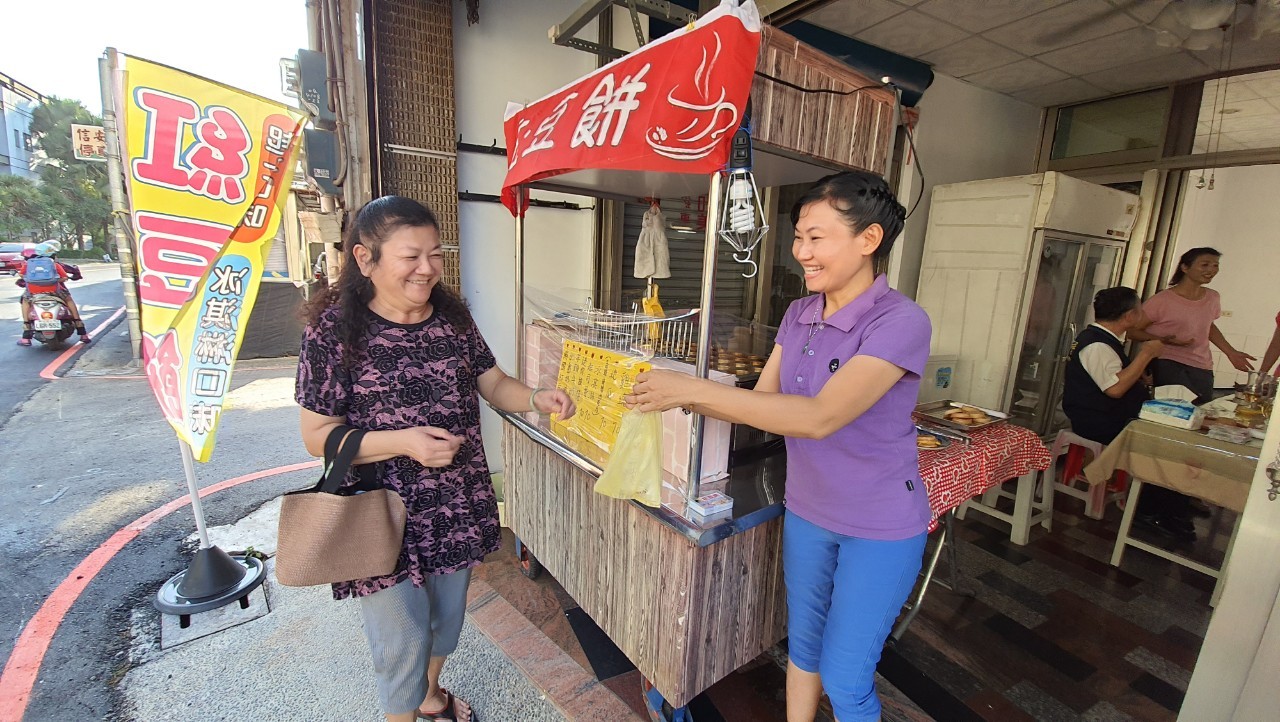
{"left": 915, "top": 172, "right": 1141, "bottom": 437}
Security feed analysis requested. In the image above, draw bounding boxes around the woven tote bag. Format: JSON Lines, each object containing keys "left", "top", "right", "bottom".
{"left": 276, "top": 427, "right": 408, "bottom": 586}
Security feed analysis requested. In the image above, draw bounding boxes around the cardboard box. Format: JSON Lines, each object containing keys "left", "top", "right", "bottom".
{"left": 650, "top": 357, "right": 734, "bottom": 489}
{"left": 523, "top": 323, "right": 566, "bottom": 391}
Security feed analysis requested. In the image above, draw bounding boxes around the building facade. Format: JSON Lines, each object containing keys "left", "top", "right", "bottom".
{"left": 0, "top": 71, "right": 43, "bottom": 180}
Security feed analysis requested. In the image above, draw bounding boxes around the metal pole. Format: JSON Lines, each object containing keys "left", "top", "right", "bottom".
{"left": 99, "top": 48, "right": 144, "bottom": 361}
{"left": 514, "top": 187, "right": 525, "bottom": 380}
{"left": 687, "top": 171, "right": 724, "bottom": 505}
{"left": 179, "top": 440, "right": 211, "bottom": 549}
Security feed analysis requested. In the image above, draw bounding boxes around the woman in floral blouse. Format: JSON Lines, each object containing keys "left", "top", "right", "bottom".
{"left": 295, "top": 196, "right": 574, "bottom": 722}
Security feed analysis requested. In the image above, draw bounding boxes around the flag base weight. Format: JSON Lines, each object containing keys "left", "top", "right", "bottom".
{"left": 154, "top": 547, "right": 266, "bottom": 626}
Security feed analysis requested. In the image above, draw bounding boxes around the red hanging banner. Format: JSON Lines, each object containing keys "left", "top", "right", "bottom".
{"left": 501, "top": 0, "right": 762, "bottom": 215}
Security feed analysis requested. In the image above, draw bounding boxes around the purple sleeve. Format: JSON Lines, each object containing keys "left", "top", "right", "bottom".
{"left": 856, "top": 304, "right": 932, "bottom": 377}
{"left": 295, "top": 315, "right": 349, "bottom": 417}
{"left": 468, "top": 325, "right": 497, "bottom": 378}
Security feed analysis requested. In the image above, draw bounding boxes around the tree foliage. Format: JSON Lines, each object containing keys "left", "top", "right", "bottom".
{"left": 0, "top": 175, "right": 47, "bottom": 241}
{"left": 29, "top": 97, "right": 111, "bottom": 249}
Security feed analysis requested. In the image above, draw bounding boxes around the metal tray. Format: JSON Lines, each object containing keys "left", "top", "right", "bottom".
{"left": 915, "top": 425, "right": 951, "bottom": 451}
{"left": 913, "top": 400, "right": 1009, "bottom": 432}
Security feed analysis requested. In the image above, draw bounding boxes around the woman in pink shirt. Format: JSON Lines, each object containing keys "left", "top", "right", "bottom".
{"left": 1131, "top": 247, "right": 1254, "bottom": 404}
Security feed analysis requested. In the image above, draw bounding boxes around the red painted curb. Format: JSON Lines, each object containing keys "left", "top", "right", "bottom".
{"left": 39, "top": 306, "right": 127, "bottom": 380}
{"left": 0, "top": 460, "right": 320, "bottom": 722}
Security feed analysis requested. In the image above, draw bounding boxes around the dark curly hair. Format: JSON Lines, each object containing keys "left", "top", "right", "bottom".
{"left": 790, "top": 170, "right": 906, "bottom": 264}
{"left": 306, "top": 196, "right": 474, "bottom": 369}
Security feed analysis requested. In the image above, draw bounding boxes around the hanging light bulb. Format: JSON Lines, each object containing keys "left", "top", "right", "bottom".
{"left": 1196, "top": 174, "right": 1207, "bottom": 188}
{"left": 718, "top": 125, "right": 769, "bottom": 278}
{"left": 728, "top": 174, "right": 756, "bottom": 234}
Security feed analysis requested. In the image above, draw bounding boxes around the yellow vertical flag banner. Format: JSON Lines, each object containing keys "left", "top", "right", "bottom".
{"left": 121, "top": 56, "right": 305, "bottom": 461}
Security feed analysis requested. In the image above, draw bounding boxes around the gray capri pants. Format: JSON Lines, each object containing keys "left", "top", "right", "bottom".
{"left": 358, "top": 568, "right": 472, "bottom": 715}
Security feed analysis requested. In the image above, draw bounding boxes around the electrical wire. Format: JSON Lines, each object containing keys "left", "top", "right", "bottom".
{"left": 753, "top": 70, "right": 885, "bottom": 97}
{"left": 902, "top": 121, "right": 925, "bottom": 220}
{"left": 753, "top": 70, "right": 926, "bottom": 220}
{"left": 1209, "top": 13, "right": 1239, "bottom": 190}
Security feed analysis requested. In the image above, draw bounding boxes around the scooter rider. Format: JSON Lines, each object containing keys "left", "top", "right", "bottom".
{"left": 16, "top": 241, "right": 89, "bottom": 345}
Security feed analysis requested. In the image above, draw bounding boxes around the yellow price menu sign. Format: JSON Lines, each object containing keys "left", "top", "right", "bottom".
{"left": 552, "top": 341, "right": 651, "bottom": 453}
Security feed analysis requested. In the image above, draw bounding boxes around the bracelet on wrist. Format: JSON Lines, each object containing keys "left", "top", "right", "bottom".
{"left": 529, "top": 387, "right": 546, "bottom": 414}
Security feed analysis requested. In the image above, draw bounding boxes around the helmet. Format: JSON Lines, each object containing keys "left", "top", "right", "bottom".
{"left": 21, "top": 248, "right": 37, "bottom": 259}
{"left": 40, "top": 240, "right": 61, "bottom": 254}
{"left": 34, "top": 243, "right": 54, "bottom": 257}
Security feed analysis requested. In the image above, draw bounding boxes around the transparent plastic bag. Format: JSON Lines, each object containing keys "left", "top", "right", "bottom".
{"left": 594, "top": 409, "right": 663, "bottom": 507}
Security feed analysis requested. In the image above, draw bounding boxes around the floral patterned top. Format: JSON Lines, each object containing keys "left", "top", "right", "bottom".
{"left": 295, "top": 305, "right": 500, "bottom": 600}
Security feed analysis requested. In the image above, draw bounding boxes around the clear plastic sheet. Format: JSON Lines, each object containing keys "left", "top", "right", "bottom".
{"left": 521, "top": 286, "right": 778, "bottom": 494}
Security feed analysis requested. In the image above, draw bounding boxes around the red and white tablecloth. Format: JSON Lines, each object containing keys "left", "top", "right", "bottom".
{"left": 919, "top": 423, "right": 1052, "bottom": 531}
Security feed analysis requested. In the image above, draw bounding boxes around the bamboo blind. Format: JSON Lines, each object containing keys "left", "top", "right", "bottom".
{"left": 371, "top": 0, "right": 461, "bottom": 290}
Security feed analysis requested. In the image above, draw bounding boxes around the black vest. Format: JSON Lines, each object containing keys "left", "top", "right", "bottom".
{"left": 1062, "top": 325, "right": 1148, "bottom": 445}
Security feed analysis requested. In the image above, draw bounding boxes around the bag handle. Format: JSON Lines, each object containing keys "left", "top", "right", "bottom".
{"left": 319, "top": 426, "right": 368, "bottom": 494}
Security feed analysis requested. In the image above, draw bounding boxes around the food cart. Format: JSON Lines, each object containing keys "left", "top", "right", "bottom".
{"left": 496, "top": 2, "right": 905, "bottom": 718}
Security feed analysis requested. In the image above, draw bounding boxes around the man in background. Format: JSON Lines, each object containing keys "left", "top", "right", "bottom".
{"left": 1062, "top": 287, "right": 1188, "bottom": 540}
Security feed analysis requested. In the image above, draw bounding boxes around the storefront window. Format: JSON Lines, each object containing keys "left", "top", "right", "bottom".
{"left": 1051, "top": 90, "right": 1171, "bottom": 160}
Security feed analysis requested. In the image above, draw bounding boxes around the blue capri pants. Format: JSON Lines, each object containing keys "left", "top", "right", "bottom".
{"left": 783, "top": 510, "right": 926, "bottom": 722}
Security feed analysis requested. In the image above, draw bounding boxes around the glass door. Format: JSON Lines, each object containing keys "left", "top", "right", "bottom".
{"left": 1009, "top": 238, "right": 1084, "bottom": 432}
{"left": 1042, "top": 241, "right": 1124, "bottom": 435}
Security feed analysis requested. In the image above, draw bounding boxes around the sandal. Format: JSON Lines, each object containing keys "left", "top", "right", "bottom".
{"left": 416, "top": 688, "right": 478, "bottom": 722}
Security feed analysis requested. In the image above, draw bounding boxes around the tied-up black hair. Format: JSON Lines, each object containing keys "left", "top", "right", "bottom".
{"left": 1168, "top": 246, "right": 1221, "bottom": 286}
{"left": 305, "top": 196, "right": 474, "bottom": 369}
{"left": 790, "top": 170, "right": 906, "bottom": 263}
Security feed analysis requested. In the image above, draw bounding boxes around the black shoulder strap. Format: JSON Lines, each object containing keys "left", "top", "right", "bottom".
{"left": 319, "top": 427, "right": 367, "bottom": 494}
{"left": 323, "top": 425, "right": 351, "bottom": 461}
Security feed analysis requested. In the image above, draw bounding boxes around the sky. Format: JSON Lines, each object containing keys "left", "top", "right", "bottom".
{"left": 1, "top": 0, "right": 310, "bottom": 114}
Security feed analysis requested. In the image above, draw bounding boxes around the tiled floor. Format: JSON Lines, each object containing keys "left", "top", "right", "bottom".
{"left": 474, "top": 482, "right": 1229, "bottom": 721}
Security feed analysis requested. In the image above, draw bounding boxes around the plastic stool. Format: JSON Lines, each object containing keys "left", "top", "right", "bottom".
{"left": 1044, "top": 430, "right": 1127, "bottom": 520}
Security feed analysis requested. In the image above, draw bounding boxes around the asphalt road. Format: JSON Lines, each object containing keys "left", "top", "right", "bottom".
{"left": 0, "top": 273, "right": 314, "bottom": 721}
{"left": 0, "top": 263, "right": 127, "bottom": 425}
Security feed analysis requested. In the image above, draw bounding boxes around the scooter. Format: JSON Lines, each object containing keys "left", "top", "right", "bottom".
{"left": 26, "top": 293, "right": 76, "bottom": 346}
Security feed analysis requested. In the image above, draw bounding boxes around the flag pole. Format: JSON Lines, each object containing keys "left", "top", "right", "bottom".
{"left": 179, "top": 439, "right": 213, "bottom": 549}
{"left": 99, "top": 47, "right": 144, "bottom": 361}
{"left": 154, "top": 439, "right": 264, "bottom": 618}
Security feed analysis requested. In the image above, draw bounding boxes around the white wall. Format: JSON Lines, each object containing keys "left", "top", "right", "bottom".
{"left": 890, "top": 73, "right": 1043, "bottom": 299}
{"left": 453, "top": 1, "right": 601, "bottom": 472}
{"left": 1172, "top": 164, "right": 1280, "bottom": 388}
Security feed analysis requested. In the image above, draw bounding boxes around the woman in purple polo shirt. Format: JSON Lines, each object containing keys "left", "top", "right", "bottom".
{"left": 629, "top": 171, "right": 930, "bottom": 722}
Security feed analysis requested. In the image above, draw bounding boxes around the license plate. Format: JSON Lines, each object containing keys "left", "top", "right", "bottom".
{"left": 34, "top": 320, "right": 62, "bottom": 331}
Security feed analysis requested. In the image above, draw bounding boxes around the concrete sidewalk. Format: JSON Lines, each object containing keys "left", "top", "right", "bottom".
{"left": 14, "top": 324, "right": 641, "bottom": 722}
{"left": 121, "top": 500, "right": 574, "bottom": 722}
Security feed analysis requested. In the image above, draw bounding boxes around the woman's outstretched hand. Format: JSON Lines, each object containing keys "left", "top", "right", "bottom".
{"left": 534, "top": 388, "right": 577, "bottom": 419}
{"left": 626, "top": 370, "right": 694, "bottom": 413}
{"left": 1226, "top": 349, "right": 1257, "bottom": 372}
